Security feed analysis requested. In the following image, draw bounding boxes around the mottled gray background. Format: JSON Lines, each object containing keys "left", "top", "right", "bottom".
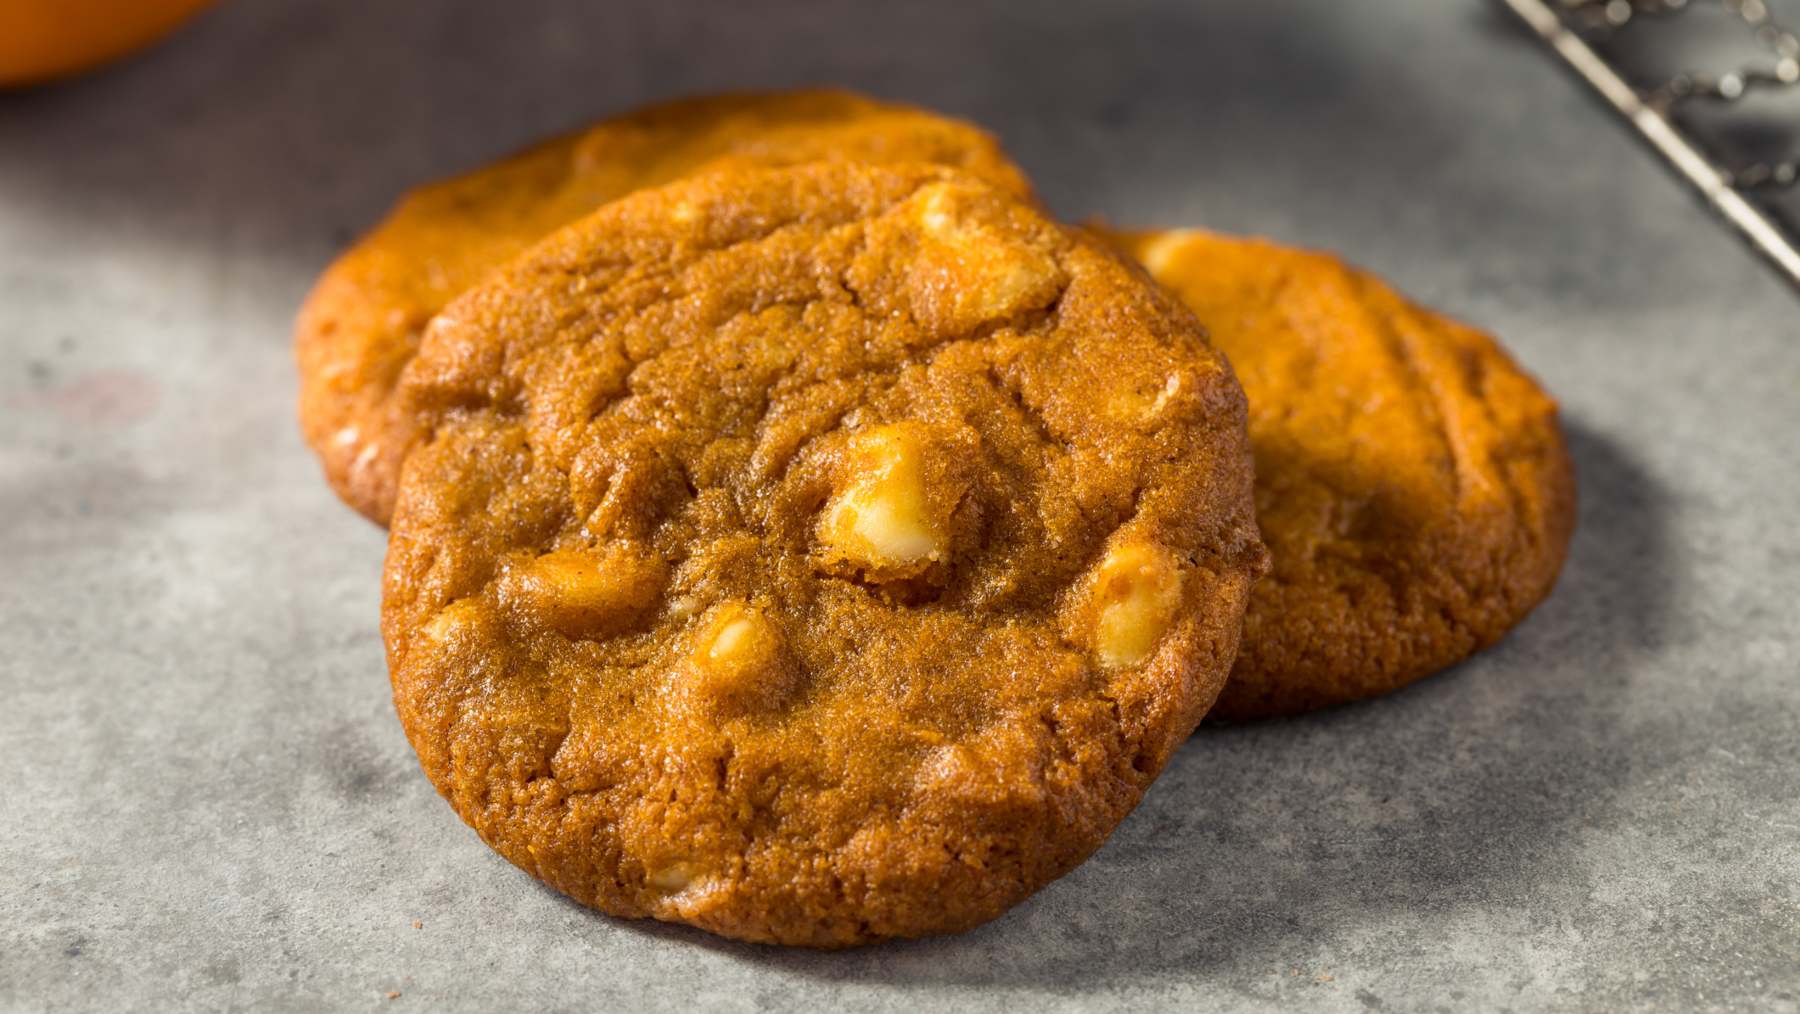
{"left": 2, "top": 1, "right": 1797, "bottom": 1011}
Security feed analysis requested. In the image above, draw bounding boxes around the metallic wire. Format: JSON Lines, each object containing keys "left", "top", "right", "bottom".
{"left": 1501, "top": 0, "right": 1800, "bottom": 290}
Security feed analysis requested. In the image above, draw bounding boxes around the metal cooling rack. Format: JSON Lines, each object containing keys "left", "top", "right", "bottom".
{"left": 1501, "top": 0, "right": 1800, "bottom": 288}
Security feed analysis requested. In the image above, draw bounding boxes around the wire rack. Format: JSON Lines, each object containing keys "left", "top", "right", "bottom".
{"left": 1501, "top": 0, "right": 1800, "bottom": 288}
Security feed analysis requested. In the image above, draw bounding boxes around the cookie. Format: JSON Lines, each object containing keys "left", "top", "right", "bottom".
{"left": 382, "top": 164, "right": 1266, "bottom": 946}
{"left": 1109, "top": 228, "right": 1576, "bottom": 719}
{"left": 296, "top": 89, "right": 1034, "bottom": 525}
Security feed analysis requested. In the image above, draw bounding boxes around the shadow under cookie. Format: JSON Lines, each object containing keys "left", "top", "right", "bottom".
{"left": 682, "top": 419, "right": 1665, "bottom": 986}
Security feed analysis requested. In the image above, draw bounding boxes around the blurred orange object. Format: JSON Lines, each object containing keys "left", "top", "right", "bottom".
{"left": 0, "top": 0, "right": 216, "bottom": 87}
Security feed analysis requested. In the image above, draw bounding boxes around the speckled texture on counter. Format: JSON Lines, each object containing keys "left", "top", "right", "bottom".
{"left": 2, "top": 1, "right": 1796, "bottom": 1010}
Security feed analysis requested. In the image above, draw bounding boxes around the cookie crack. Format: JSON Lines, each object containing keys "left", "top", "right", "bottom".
{"left": 1344, "top": 271, "right": 1463, "bottom": 504}
{"left": 982, "top": 361, "right": 1062, "bottom": 448}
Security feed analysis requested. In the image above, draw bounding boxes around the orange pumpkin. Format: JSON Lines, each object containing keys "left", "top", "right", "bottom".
{"left": 0, "top": 0, "right": 217, "bottom": 87}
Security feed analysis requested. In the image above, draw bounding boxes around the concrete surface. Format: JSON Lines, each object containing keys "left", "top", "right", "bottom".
{"left": 2, "top": 1, "right": 1797, "bottom": 1010}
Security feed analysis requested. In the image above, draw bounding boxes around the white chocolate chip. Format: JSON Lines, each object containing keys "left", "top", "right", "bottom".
{"left": 686, "top": 603, "right": 793, "bottom": 713}
{"left": 645, "top": 860, "right": 730, "bottom": 916}
{"left": 706, "top": 614, "right": 761, "bottom": 664}
{"left": 499, "top": 545, "right": 665, "bottom": 639}
{"left": 830, "top": 484, "right": 940, "bottom": 564}
{"left": 423, "top": 598, "right": 484, "bottom": 646}
{"left": 904, "top": 184, "right": 1065, "bottom": 333}
{"left": 969, "top": 249, "right": 1064, "bottom": 326}
{"left": 919, "top": 187, "right": 956, "bottom": 235}
{"left": 647, "top": 862, "right": 701, "bottom": 893}
{"left": 700, "top": 604, "right": 780, "bottom": 672}
{"left": 1108, "top": 371, "right": 1187, "bottom": 422}
{"left": 1137, "top": 229, "right": 1200, "bottom": 278}
{"left": 1089, "top": 542, "right": 1184, "bottom": 669}
{"left": 1149, "top": 373, "right": 1183, "bottom": 415}
{"left": 819, "top": 425, "right": 948, "bottom": 574}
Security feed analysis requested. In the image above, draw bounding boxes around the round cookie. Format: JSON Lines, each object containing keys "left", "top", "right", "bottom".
{"left": 1110, "top": 228, "right": 1576, "bottom": 720}
{"left": 383, "top": 164, "right": 1266, "bottom": 946}
{"left": 296, "top": 89, "right": 1034, "bottom": 526}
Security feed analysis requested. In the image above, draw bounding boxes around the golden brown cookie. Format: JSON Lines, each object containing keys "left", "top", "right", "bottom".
{"left": 383, "top": 165, "right": 1266, "bottom": 946}
{"left": 296, "top": 89, "right": 1033, "bottom": 525}
{"left": 1108, "top": 228, "right": 1576, "bottom": 720}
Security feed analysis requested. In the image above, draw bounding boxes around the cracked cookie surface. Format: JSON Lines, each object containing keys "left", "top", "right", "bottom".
{"left": 1112, "top": 228, "right": 1576, "bottom": 719}
{"left": 382, "top": 165, "right": 1265, "bottom": 946}
{"left": 296, "top": 89, "right": 1033, "bottom": 525}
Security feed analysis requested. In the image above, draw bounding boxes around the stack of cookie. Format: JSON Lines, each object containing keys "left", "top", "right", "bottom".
{"left": 295, "top": 91, "right": 1574, "bottom": 947}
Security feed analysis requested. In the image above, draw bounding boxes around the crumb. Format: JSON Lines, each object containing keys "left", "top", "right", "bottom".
{"left": 387, "top": 991, "right": 401, "bottom": 1000}
{"left": 412, "top": 920, "right": 422, "bottom": 930}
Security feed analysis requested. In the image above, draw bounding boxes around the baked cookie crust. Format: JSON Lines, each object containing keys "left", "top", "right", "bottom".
{"left": 383, "top": 166, "right": 1265, "bottom": 945}
{"left": 1112, "top": 228, "right": 1576, "bottom": 719}
{"left": 296, "top": 90, "right": 1033, "bottom": 525}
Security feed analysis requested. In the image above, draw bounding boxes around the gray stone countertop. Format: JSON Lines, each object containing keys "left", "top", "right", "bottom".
{"left": 2, "top": 1, "right": 1796, "bottom": 1010}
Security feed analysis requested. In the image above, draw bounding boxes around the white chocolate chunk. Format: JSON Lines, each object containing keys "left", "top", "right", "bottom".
{"left": 707, "top": 615, "right": 759, "bottom": 663}
{"left": 1089, "top": 542, "right": 1184, "bottom": 668}
{"left": 700, "top": 604, "right": 780, "bottom": 674}
{"left": 687, "top": 603, "right": 793, "bottom": 713}
{"left": 918, "top": 186, "right": 957, "bottom": 235}
{"left": 906, "top": 184, "right": 1065, "bottom": 331}
{"left": 499, "top": 545, "right": 665, "bottom": 639}
{"left": 1108, "top": 371, "right": 1186, "bottom": 422}
{"left": 423, "top": 597, "right": 484, "bottom": 646}
{"left": 1148, "top": 373, "right": 1183, "bottom": 415}
{"left": 645, "top": 860, "right": 730, "bottom": 916}
{"left": 832, "top": 486, "right": 940, "bottom": 563}
{"left": 1137, "top": 229, "right": 1200, "bottom": 278}
{"left": 647, "top": 862, "right": 701, "bottom": 893}
{"left": 969, "top": 249, "right": 1063, "bottom": 325}
{"left": 820, "top": 425, "right": 947, "bottom": 573}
